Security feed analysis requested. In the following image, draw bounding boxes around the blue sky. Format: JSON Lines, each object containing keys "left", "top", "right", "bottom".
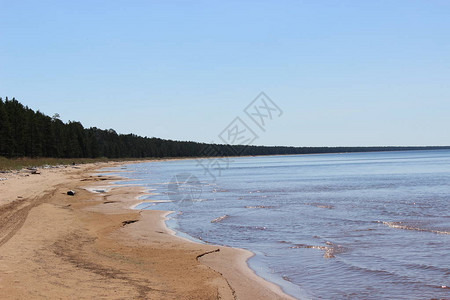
{"left": 1, "top": 0, "right": 449, "bottom": 146}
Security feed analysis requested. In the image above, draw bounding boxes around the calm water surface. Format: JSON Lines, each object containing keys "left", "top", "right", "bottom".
{"left": 115, "top": 150, "right": 450, "bottom": 299}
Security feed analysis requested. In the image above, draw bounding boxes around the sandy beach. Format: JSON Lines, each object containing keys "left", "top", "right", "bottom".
{"left": 0, "top": 161, "right": 294, "bottom": 299}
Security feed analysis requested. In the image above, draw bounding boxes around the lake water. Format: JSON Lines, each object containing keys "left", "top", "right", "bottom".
{"left": 116, "top": 150, "right": 450, "bottom": 299}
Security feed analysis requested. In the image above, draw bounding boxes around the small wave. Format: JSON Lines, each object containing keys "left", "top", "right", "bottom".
{"left": 211, "top": 215, "right": 230, "bottom": 223}
{"left": 288, "top": 241, "right": 345, "bottom": 258}
{"left": 306, "top": 202, "right": 334, "bottom": 209}
{"left": 380, "top": 221, "right": 450, "bottom": 235}
{"left": 248, "top": 190, "right": 262, "bottom": 194}
{"left": 354, "top": 228, "right": 376, "bottom": 232}
{"left": 253, "top": 226, "right": 267, "bottom": 231}
{"left": 316, "top": 205, "right": 334, "bottom": 209}
{"left": 245, "top": 205, "right": 276, "bottom": 209}
{"left": 289, "top": 244, "right": 327, "bottom": 250}
{"left": 404, "top": 262, "right": 450, "bottom": 274}
{"left": 232, "top": 225, "right": 268, "bottom": 231}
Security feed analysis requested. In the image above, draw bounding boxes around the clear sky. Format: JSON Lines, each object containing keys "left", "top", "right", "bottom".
{"left": 1, "top": 0, "right": 449, "bottom": 147}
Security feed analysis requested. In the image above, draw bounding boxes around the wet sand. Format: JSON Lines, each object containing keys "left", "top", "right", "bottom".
{"left": 0, "top": 162, "right": 294, "bottom": 299}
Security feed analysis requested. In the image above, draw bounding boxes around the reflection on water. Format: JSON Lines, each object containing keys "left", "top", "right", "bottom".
{"left": 127, "top": 150, "right": 450, "bottom": 299}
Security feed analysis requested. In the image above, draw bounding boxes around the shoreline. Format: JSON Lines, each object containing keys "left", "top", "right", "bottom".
{"left": 103, "top": 159, "right": 306, "bottom": 299}
{"left": 152, "top": 209, "right": 304, "bottom": 299}
{"left": 99, "top": 163, "right": 297, "bottom": 300}
{"left": 0, "top": 160, "right": 295, "bottom": 299}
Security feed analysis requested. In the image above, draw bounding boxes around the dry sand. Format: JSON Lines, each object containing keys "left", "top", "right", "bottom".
{"left": 0, "top": 162, "right": 295, "bottom": 299}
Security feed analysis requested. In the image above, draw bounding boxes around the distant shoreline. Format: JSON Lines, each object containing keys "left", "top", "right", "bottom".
{"left": 2, "top": 146, "right": 449, "bottom": 172}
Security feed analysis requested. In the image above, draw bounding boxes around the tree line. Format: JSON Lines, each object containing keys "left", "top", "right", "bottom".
{"left": 0, "top": 97, "right": 448, "bottom": 158}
